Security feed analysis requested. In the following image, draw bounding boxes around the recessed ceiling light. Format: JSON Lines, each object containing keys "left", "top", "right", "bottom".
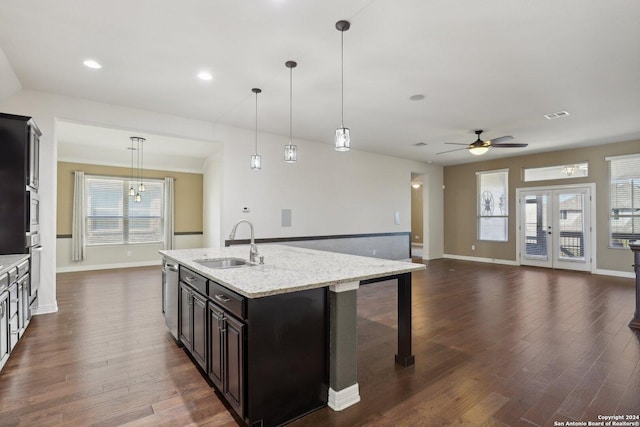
{"left": 83, "top": 59, "right": 102, "bottom": 69}
{"left": 409, "top": 94, "right": 425, "bottom": 101}
{"left": 198, "top": 71, "right": 213, "bottom": 81}
{"left": 544, "top": 110, "right": 570, "bottom": 120}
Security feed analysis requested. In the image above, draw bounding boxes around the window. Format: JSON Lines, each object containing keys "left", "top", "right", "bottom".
{"left": 608, "top": 154, "right": 640, "bottom": 249}
{"left": 477, "top": 169, "right": 508, "bottom": 241}
{"left": 523, "top": 162, "right": 588, "bottom": 182}
{"left": 86, "top": 175, "right": 164, "bottom": 245}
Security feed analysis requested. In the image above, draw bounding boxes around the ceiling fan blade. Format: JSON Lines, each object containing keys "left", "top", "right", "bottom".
{"left": 487, "top": 135, "right": 513, "bottom": 144}
{"left": 491, "top": 143, "right": 528, "bottom": 148}
{"left": 436, "top": 147, "right": 468, "bottom": 155}
{"left": 444, "top": 142, "right": 469, "bottom": 146}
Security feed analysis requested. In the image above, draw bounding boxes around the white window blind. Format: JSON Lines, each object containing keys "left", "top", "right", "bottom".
{"left": 608, "top": 154, "right": 640, "bottom": 248}
{"left": 86, "top": 175, "right": 164, "bottom": 245}
{"left": 477, "top": 169, "right": 509, "bottom": 241}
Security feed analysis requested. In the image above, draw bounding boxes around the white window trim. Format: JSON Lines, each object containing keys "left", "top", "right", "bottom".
{"left": 477, "top": 169, "right": 509, "bottom": 242}
{"left": 606, "top": 154, "right": 640, "bottom": 249}
{"left": 85, "top": 174, "right": 165, "bottom": 246}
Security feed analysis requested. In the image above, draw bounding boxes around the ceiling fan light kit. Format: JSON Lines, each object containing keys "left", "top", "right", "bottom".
{"left": 437, "top": 129, "right": 527, "bottom": 156}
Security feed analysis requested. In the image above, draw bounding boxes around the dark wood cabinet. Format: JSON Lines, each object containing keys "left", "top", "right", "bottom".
{"left": 192, "top": 292, "right": 207, "bottom": 370}
{"left": 178, "top": 283, "right": 192, "bottom": 350}
{"left": 208, "top": 301, "right": 245, "bottom": 417}
{"left": 207, "top": 305, "right": 224, "bottom": 389}
{"left": 170, "top": 263, "right": 328, "bottom": 427}
{"left": 178, "top": 274, "right": 208, "bottom": 371}
{"left": 224, "top": 313, "right": 245, "bottom": 415}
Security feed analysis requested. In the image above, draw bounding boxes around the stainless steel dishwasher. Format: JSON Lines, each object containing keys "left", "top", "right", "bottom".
{"left": 162, "top": 258, "right": 179, "bottom": 340}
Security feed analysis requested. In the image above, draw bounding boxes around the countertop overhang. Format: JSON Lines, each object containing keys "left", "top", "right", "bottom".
{"left": 0, "top": 254, "right": 30, "bottom": 277}
{"left": 160, "top": 245, "right": 425, "bottom": 298}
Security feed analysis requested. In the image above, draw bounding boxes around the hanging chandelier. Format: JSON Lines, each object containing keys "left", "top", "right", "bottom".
{"left": 284, "top": 60, "right": 298, "bottom": 163}
{"left": 250, "top": 88, "right": 263, "bottom": 170}
{"left": 335, "top": 20, "right": 351, "bottom": 152}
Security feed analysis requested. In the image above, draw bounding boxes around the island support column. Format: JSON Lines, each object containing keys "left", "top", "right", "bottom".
{"left": 328, "top": 281, "right": 361, "bottom": 411}
{"left": 395, "top": 272, "right": 415, "bottom": 366}
{"left": 629, "top": 242, "right": 640, "bottom": 330}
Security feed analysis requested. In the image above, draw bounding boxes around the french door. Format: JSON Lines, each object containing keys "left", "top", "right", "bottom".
{"left": 518, "top": 186, "right": 592, "bottom": 271}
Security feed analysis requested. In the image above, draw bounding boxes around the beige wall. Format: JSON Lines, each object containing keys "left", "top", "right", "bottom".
{"left": 411, "top": 186, "right": 423, "bottom": 244}
{"left": 443, "top": 139, "right": 640, "bottom": 273}
{"left": 57, "top": 162, "right": 203, "bottom": 235}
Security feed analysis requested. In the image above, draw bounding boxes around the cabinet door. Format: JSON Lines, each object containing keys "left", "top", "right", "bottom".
{"left": 28, "top": 125, "right": 40, "bottom": 190}
{"left": 192, "top": 293, "right": 207, "bottom": 370}
{"left": 224, "top": 315, "right": 245, "bottom": 417}
{"left": 208, "top": 305, "right": 224, "bottom": 389}
{"left": 0, "top": 298, "right": 8, "bottom": 364}
{"left": 179, "top": 284, "right": 192, "bottom": 349}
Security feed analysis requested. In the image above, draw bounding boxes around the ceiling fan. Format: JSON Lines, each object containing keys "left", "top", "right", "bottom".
{"left": 437, "top": 130, "right": 527, "bottom": 156}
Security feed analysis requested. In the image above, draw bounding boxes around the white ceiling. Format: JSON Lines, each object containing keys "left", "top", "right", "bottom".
{"left": 1, "top": 0, "right": 639, "bottom": 166}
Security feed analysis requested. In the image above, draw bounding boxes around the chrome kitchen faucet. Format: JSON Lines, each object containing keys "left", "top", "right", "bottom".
{"left": 228, "top": 220, "right": 259, "bottom": 263}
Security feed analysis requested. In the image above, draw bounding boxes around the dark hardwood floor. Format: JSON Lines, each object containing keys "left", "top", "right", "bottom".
{"left": 1, "top": 259, "right": 638, "bottom": 426}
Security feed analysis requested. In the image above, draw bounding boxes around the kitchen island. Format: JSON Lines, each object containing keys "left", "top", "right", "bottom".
{"left": 160, "top": 245, "right": 424, "bottom": 426}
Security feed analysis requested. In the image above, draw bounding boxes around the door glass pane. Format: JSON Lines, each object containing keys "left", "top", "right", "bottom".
{"left": 557, "top": 193, "right": 585, "bottom": 261}
{"left": 524, "top": 194, "right": 548, "bottom": 259}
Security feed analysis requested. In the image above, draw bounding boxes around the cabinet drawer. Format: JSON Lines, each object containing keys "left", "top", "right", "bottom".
{"left": 209, "top": 281, "right": 245, "bottom": 320}
{"left": 179, "top": 267, "right": 207, "bottom": 296}
{"left": 17, "top": 260, "right": 29, "bottom": 279}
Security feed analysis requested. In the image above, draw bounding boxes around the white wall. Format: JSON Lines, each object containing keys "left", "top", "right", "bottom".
{"left": 0, "top": 89, "right": 444, "bottom": 314}
{"left": 217, "top": 126, "right": 444, "bottom": 248}
{"left": 0, "top": 47, "right": 21, "bottom": 101}
{"left": 203, "top": 153, "right": 223, "bottom": 248}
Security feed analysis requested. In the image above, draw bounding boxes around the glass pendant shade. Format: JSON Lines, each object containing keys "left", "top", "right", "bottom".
{"left": 469, "top": 146, "right": 489, "bottom": 156}
{"left": 134, "top": 192, "right": 142, "bottom": 202}
{"left": 250, "top": 154, "right": 262, "bottom": 170}
{"left": 284, "top": 144, "right": 297, "bottom": 163}
{"left": 138, "top": 182, "right": 146, "bottom": 192}
{"left": 335, "top": 127, "right": 350, "bottom": 151}
{"left": 129, "top": 186, "right": 135, "bottom": 197}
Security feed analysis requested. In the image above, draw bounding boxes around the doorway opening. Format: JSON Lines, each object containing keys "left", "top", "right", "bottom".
{"left": 411, "top": 173, "right": 423, "bottom": 258}
{"left": 516, "top": 183, "right": 595, "bottom": 272}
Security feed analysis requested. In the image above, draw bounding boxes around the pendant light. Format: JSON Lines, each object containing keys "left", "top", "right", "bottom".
{"left": 250, "top": 88, "right": 262, "bottom": 170}
{"left": 129, "top": 136, "right": 145, "bottom": 202}
{"left": 128, "top": 139, "right": 136, "bottom": 197}
{"left": 138, "top": 137, "right": 146, "bottom": 193}
{"left": 284, "top": 61, "right": 298, "bottom": 163}
{"left": 335, "top": 20, "right": 351, "bottom": 152}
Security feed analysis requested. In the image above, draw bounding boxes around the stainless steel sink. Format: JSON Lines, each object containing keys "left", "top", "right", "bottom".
{"left": 195, "top": 258, "right": 251, "bottom": 269}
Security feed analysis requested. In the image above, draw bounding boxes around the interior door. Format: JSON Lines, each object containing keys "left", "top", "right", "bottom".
{"left": 520, "top": 187, "right": 591, "bottom": 271}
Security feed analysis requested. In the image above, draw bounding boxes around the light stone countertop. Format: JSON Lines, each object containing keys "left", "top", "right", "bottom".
{"left": 160, "top": 244, "right": 425, "bottom": 298}
{"left": 0, "top": 254, "right": 30, "bottom": 284}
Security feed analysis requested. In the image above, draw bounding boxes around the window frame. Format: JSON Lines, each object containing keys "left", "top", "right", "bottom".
{"left": 607, "top": 153, "right": 640, "bottom": 249}
{"left": 85, "top": 174, "right": 165, "bottom": 246}
{"left": 477, "top": 169, "right": 509, "bottom": 242}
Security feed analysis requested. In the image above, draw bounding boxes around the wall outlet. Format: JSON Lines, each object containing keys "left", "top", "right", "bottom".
{"left": 415, "top": 235, "right": 419, "bottom": 239}
{"left": 471, "top": 245, "right": 476, "bottom": 251}
{"left": 126, "top": 250, "right": 132, "bottom": 257}
{"left": 372, "top": 249, "right": 377, "bottom": 256}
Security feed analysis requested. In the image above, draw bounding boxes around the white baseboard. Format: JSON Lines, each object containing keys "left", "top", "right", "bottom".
{"left": 593, "top": 269, "right": 635, "bottom": 279}
{"left": 57, "top": 260, "right": 161, "bottom": 273}
{"left": 443, "top": 254, "right": 517, "bottom": 266}
{"left": 328, "top": 383, "right": 360, "bottom": 411}
{"left": 32, "top": 303, "right": 58, "bottom": 315}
